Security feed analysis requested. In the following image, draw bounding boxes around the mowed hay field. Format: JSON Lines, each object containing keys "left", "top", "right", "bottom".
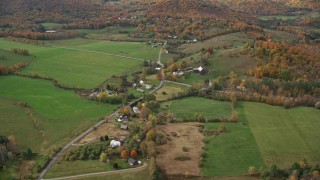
{"left": 0, "top": 76, "right": 115, "bottom": 152}
{"left": 241, "top": 102, "right": 320, "bottom": 167}
{"left": 161, "top": 97, "right": 232, "bottom": 120}
{"left": 0, "top": 38, "right": 159, "bottom": 88}
{"left": 202, "top": 123, "right": 264, "bottom": 177}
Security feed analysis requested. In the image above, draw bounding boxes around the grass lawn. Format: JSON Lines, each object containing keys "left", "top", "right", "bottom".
{"left": 45, "top": 158, "right": 134, "bottom": 178}
{"left": 202, "top": 123, "right": 264, "bottom": 176}
{"left": 241, "top": 102, "right": 320, "bottom": 167}
{"left": 0, "top": 76, "right": 115, "bottom": 152}
{"left": 154, "top": 83, "right": 189, "bottom": 101}
{"left": 0, "top": 49, "right": 34, "bottom": 66}
{"left": 0, "top": 38, "right": 159, "bottom": 88}
{"left": 161, "top": 97, "right": 232, "bottom": 120}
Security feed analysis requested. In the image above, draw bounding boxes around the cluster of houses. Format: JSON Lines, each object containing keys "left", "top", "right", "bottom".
{"left": 172, "top": 66, "right": 204, "bottom": 77}
{"left": 134, "top": 80, "right": 153, "bottom": 93}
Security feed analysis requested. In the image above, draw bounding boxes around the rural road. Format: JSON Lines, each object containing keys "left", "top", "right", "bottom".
{"left": 43, "top": 163, "right": 148, "bottom": 180}
{"left": 38, "top": 48, "right": 165, "bottom": 180}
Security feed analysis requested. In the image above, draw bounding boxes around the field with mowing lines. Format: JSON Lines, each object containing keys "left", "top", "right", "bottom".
{"left": 0, "top": 38, "right": 159, "bottom": 88}
{"left": 241, "top": 102, "right": 320, "bottom": 167}
{"left": 161, "top": 97, "right": 232, "bottom": 120}
{"left": 0, "top": 76, "right": 115, "bottom": 152}
{"left": 202, "top": 122, "right": 264, "bottom": 177}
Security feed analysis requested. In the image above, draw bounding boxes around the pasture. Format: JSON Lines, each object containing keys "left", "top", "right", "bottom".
{"left": 178, "top": 32, "right": 252, "bottom": 54}
{"left": 201, "top": 123, "right": 264, "bottom": 177}
{"left": 45, "top": 158, "right": 131, "bottom": 178}
{"left": 0, "top": 76, "right": 115, "bottom": 153}
{"left": 161, "top": 97, "right": 232, "bottom": 120}
{"left": 154, "top": 83, "right": 189, "bottom": 101}
{"left": 0, "top": 38, "right": 160, "bottom": 88}
{"left": 241, "top": 102, "right": 320, "bottom": 167}
{"left": 0, "top": 49, "right": 34, "bottom": 66}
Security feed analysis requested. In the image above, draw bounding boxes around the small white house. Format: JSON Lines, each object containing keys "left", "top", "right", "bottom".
{"left": 110, "top": 140, "right": 121, "bottom": 148}
{"left": 145, "top": 84, "right": 152, "bottom": 90}
{"left": 137, "top": 88, "right": 144, "bottom": 93}
{"left": 133, "top": 107, "right": 140, "bottom": 114}
{"left": 140, "top": 80, "right": 145, "bottom": 85}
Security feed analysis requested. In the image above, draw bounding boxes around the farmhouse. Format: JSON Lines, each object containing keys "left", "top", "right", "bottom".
{"left": 133, "top": 107, "right": 140, "bottom": 114}
{"left": 145, "top": 84, "right": 152, "bottom": 90}
{"left": 110, "top": 140, "right": 121, "bottom": 148}
{"left": 128, "top": 158, "right": 138, "bottom": 166}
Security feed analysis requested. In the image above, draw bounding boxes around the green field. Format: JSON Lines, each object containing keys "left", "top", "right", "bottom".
{"left": 154, "top": 83, "right": 189, "bottom": 101}
{"left": 161, "top": 97, "right": 232, "bottom": 120}
{"left": 41, "top": 22, "right": 62, "bottom": 29}
{"left": 241, "top": 102, "right": 320, "bottom": 167}
{"left": 0, "top": 38, "right": 159, "bottom": 88}
{"left": 0, "top": 49, "right": 34, "bottom": 66}
{"left": 0, "top": 76, "right": 115, "bottom": 152}
{"left": 259, "top": 15, "right": 298, "bottom": 21}
{"left": 46, "top": 159, "right": 132, "bottom": 178}
{"left": 202, "top": 123, "right": 264, "bottom": 176}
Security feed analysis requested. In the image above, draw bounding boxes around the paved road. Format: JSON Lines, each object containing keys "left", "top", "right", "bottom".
{"left": 38, "top": 48, "right": 165, "bottom": 180}
{"left": 52, "top": 46, "right": 146, "bottom": 61}
{"left": 43, "top": 163, "right": 148, "bottom": 180}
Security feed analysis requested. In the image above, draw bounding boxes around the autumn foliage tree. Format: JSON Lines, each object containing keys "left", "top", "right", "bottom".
{"left": 130, "top": 149, "right": 137, "bottom": 158}
{"left": 120, "top": 149, "right": 129, "bottom": 160}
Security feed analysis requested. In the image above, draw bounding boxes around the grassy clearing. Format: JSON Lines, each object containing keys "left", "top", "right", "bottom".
{"left": 161, "top": 97, "right": 231, "bottom": 120}
{"left": 154, "top": 83, "right": 189, "bottom": 101}
{"left": 241, "top": 102, "right": 320, "bottom": 167}
{"left": 264, "top": 30, "right": 299, "bottom": 43}
{"left": 45, "top": 158, "right": 133, "bottom": 178}
{"left": 0, "top": 49, "right": 34, "bottom": 66}
{"left": 259, "top": 15, "right": 298, "bottom": 21}
{"left": 178, "top": 32, "right": 252, "bottom": 54}
{"left": 202, "top": 123, "right": 265, "bottom": 176}
{"left": 41, "top": 22, "right": 61, "bottom": 29}
{"left": 0, "top": 76, "right": 115, "bottom": 152}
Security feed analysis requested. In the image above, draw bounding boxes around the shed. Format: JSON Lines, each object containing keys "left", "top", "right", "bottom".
{"left": 120, "top": 125, "right": 128, "bottom": 130}
{"left": 128, "top": 158, "right": 138, "bottom": 166}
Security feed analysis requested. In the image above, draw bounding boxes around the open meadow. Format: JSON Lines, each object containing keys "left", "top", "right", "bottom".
{"left": 161, "top": 97, "right": 232, "bottom": 120}
{"left": 0, "top": 76, "right": 115, "bottom": 153}
{"left": 0, "top": 38, "right": 160, "bottom": 88}
{"left": 202, "top": 123, "right": 264, "bottom": 177}
{"left": 241, "top": 102, "right": 320, "bottom": 167}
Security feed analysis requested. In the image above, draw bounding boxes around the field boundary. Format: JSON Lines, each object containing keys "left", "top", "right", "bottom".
{"left": 51, "top": 46, "right": 146, "bottom": 61}
{"left": 43, "top": 163, "right": 148, "bottom": 180}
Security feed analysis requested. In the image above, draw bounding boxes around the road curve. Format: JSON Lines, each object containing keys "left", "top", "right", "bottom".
{"left": 43, "top": 163, "right": 148, "bottom": 180}
{"left": 38, "top": 48, "right": 165, "bottom": 180}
